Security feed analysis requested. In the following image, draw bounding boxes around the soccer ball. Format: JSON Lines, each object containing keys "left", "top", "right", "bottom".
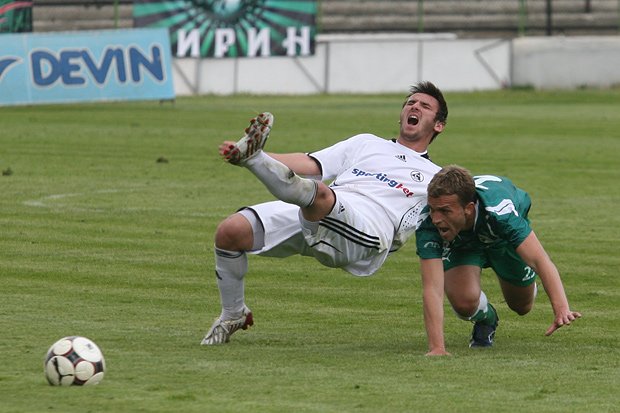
{"left": 44, "top": 336, "right": 106, "bottom": 386}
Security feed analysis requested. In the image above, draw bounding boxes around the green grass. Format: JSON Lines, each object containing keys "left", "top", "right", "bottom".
{"left": 1, "top": 90, "right": 619, "bottom": 412}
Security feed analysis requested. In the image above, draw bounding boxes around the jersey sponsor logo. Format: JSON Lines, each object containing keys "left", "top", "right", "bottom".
{"left": 351, "top": 168, "right": 415, "bottom": 197}
{"left": 485, "top": 199, "right": 519, "bottom": 217}
{"left": 395, "top": 154, "right": 406, "bottom": 162}
{"left": 424, "top": 241, "right": 441, "bottom": 249}
{"left": 410, "top": 170, "right": 424, "bottom": 182}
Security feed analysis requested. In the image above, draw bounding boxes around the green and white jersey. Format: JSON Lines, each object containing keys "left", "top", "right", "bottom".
{"left": 416, "top": 175, "right": 533, "bottom": 260}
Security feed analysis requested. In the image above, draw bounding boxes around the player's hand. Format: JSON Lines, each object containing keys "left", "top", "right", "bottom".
{"left": 545, "top": 310, "right": 582, "bottom": 336}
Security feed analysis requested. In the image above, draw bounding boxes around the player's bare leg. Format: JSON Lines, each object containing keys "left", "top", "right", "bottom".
{"left": 201, "top": 213, "right": 255, "bottom": 345}
{"left": 498, "top": 278, "right": 536, "bottom": 316}
{"left": 445, "top": 265, "right": 499, "bottom": 348}
{"left": 222, "top": 112, "right": 319, "bottom": 210}
{"left": 203, "top": 113, "right": 334, "bottom": 345}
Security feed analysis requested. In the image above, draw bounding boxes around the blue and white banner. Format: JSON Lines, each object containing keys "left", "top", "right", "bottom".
{"left": 0, "top": 28, "right": 175, "bottom": 106}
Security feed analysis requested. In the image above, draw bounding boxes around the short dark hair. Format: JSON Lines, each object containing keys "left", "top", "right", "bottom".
{"left": 406, "top": 81, "right": 448, "bottom": 125}
{"left": 427, "top": 165, "right": 476, "bottom": 207}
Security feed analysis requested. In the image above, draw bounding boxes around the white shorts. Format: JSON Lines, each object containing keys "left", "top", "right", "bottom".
{"left": 243, "top": 192, "right": 392, "bottom": 276}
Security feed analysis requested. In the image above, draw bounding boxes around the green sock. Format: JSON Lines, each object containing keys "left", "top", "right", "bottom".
{"left": 469, "top": 304, "right": 497, "bottom": 325}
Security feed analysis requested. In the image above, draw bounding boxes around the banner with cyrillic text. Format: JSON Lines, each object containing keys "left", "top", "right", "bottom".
{"left": 0, "top": 28, "right": 175, "bottom": 106}
{"left": 133, "top": 0, "right": 317, "bottom": 58}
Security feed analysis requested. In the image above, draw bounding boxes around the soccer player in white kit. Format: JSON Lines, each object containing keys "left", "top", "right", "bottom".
{"left": 201, "top": 82, "right": 448, "bottom": 346}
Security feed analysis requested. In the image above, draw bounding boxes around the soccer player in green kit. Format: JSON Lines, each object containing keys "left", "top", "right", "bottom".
{"left": 416, "top": 165, "right": 581, "bottom": 355}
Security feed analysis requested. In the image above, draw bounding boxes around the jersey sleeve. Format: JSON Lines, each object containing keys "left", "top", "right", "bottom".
{"left": 477, "top": 177, "right": 533, "bottom": 249}
{"left": 415, "top": 209, "right": 443, "bottom": 259}
{"left": 487, "top": 207, "right": 532, "bottom": 248}
{"left": 309, "top": 134, "right": 372, "bottom": 181}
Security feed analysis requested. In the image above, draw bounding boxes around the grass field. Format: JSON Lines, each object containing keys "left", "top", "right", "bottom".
{"left": 1, "top": 89, "right": 619, "bottom": 412}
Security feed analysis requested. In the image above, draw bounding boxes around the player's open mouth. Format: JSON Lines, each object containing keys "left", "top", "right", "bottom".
{"left": 407, "top": 115, "right": 419, "bottom": 125}
{"left": 438, "top": 227, "right": 450, "bottom": 236}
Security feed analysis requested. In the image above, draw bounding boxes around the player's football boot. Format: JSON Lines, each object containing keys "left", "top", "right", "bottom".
{"left": 223, "top": 112, "right": 274, "bottom": 165}
{"left": 200, "top": 307, "right": 254, "bottom": 345}
{"left": 469, "top": 305, "right": 499, "bottom": 348}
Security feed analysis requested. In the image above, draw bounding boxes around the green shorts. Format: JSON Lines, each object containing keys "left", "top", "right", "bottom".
{"left": 442, "top": 241, "right": 537, "bottom": 287}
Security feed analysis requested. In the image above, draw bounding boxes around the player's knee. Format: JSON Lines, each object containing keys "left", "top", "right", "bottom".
{"left": 505, "top": 286, "right": 536, "bottom": 315}
{"left": 215, "top": 214, "right": 253, "bottom": 251}
{"left": 301, "top": 184, "right": 335, "bottom": 221}
{"left": 450, "top": 299, "right": 478, "bottom": 319}
{"left": 508, "top": 301, "right": 533, "bottom": 316}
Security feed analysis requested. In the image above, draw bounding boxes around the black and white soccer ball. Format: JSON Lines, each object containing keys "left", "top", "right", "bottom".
{"left": 44, "top": 336, "right": 106, "bottom": 386}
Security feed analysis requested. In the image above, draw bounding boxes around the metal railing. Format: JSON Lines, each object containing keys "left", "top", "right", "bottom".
{"left": 411, "top": 0, "right": 620, "bottom": 37}
{"left": 25, "top": 1, "right": 620, "bottom": 36}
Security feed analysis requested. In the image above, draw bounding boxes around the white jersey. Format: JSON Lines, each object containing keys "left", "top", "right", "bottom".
{"left": 246, "top": 133, "right": 440, "bottom": 276}
{"left": 310, "top": 133, "right": 441, "bottom": 252}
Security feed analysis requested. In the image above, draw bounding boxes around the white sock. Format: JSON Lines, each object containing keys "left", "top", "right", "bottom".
{"left": 214, "top": 247, "right": 247, "bottom": 320}
{"left": 476, "top": 290, "right": 490, "bottom": 318}
{"left": 245, "top": 151, "right": 318, "bottom": 207}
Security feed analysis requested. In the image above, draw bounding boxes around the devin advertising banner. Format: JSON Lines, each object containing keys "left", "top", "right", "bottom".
{"left": 133, "top": 0, "right": 317, "bottom": 58}
{"left": 0, "top": 0, "right": 32, "bottom": 33}
{"left": 0, "top": 28, "right": 175, "bottom": 106}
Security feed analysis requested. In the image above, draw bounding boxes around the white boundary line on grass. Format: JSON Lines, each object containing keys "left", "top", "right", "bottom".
{"left": 23, "top": 189, "right": 123, "bottom": 208}
{"left": 22, "top": 189, "right": 215, "bottom": 217}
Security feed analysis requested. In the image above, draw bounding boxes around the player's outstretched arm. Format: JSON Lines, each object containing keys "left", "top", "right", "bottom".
{"left": 420, "top": 258, "right": 450, "bottom": 356}
{"left": 266, "top": 152, "right": 322, "bottom": 178}
{"left": 516, "top": 231, "right": 582, "bottom": 336}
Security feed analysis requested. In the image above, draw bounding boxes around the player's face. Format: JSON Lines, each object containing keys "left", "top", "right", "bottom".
{"left": 399, "top": 93, "right": 444, "bottom": 143}
{"left": 428, "top": 194, "right": 474, "bottom": 242}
